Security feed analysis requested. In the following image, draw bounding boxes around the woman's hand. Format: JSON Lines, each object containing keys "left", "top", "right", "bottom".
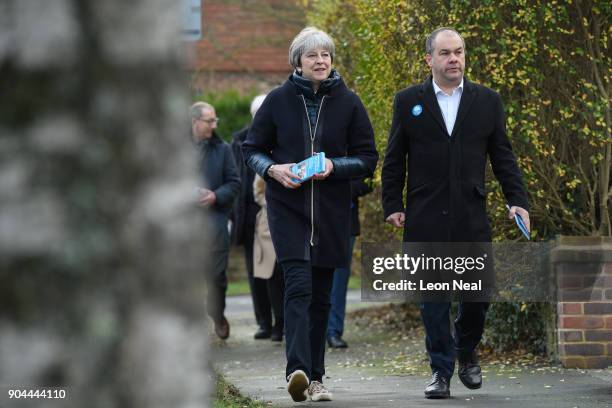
{"left": 312, "top": 158, "right": 334, "bottom": 180}
{"left": 268, "top": 163, "right": 301, "bottom": 189}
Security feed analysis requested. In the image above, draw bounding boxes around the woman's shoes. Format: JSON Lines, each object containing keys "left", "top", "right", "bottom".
{"left": 307, "top": 381, "right": 333, "bottom": 401}
{"left": 286, "top": 370, "right": 309, "bottom": 402}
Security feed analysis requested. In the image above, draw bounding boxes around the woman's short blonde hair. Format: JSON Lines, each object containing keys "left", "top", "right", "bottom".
{"left": 288, "top": 27, "right": 335, "bottom": 69}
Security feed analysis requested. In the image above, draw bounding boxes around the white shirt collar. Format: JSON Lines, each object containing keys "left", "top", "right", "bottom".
{"left": 433, "top": 78, "right": 464, "bottom": 96}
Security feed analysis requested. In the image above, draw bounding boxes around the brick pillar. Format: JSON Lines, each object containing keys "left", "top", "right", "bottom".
{"left": 553, "top": 236, "right": 612, "bottom": 369}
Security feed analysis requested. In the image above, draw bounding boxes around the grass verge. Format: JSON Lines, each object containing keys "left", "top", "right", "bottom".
{"left": 214, "top": 375, "right": 270, "bottom": 408}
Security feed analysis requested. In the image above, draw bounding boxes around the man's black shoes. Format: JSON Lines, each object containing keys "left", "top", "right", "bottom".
{"left": 270, "top": 327, "right": 283, "bottom": 342}
{"left": 214, "top": 316, "right": 230, "bottom": 340}
{"left": 327, "top": 335, "right": 348, "bottom": 349}
{"left": 424, "top": 372, "right": 450, "bottom": 399}
{"left": 458, "top": 351, "right": 482, "bottom": 389}
{"left": 253, "top": 327, "right": 271, "bottom": 340}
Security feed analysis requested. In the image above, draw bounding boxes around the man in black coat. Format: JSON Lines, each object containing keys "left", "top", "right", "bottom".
{"left": 382, "top": 28, "right": 530, "bottom": 399}
{"left": 192, "top": 101, "right": 240, "bottom": 340}
{"left": 230, "top": 94, "right": 275, "bottom": 340}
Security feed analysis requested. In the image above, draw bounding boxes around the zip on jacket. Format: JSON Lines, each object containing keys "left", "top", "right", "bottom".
{"left": 300, "top": 94, "right": 326, "bottom": 246}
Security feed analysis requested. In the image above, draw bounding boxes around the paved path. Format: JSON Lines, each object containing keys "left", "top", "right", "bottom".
{"left": 212, "top": 292, "right": 612, "bottom": 407}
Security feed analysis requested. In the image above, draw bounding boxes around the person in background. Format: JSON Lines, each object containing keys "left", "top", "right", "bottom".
{"left": 326, "top": 178, "right": 372, "bottom": 349}
{"left": 243, "top": 27, "right": 378, "bottom": 403}
{"left": 192, "top": 101, "right": 240, "bottom": 340}
{"left": 231, "top": 94, "right": 275, "bottom": 339}
{"left": 252, "top": 174, "right": 284, "bottom": 342}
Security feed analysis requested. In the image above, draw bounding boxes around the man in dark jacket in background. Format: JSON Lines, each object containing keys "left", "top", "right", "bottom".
{"left": 231, "top": 94, "right": 275, "bottom": 340}
{"left": 192, "top": 101, "right": 240, "bottom": 340}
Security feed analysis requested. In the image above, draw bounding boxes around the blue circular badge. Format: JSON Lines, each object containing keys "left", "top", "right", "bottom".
{"left": 412, "top": 104, "right": 423, "bottom": 116}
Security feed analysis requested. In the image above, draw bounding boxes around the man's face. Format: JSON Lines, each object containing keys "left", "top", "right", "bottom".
{"left": 426, "top": 30, "right": 465, "bottom": 87}
{"left": 192, "top": 107, "right": 217, "bottom": 141}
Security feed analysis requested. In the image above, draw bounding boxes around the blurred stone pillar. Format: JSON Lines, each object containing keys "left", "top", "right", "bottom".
{"left": 0, "top": 1, "right": 210, "bottom": 407}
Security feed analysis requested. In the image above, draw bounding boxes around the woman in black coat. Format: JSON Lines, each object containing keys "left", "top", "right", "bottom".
{"left": 243, "top": 27, "right": 378, "bottom": 402}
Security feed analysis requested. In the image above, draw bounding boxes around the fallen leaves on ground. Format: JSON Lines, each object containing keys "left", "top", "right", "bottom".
{"left": 338, "top": 303, "right": 556, "bottom": 376}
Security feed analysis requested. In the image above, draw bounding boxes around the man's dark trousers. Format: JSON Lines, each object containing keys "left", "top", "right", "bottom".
{"left": 205, "top": 222, "right": 230, "bottom": 322}
{"left": 420, "top": 301, "right": 489, "bottom": 379}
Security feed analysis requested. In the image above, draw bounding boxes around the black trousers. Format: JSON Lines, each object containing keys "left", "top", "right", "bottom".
{"left": 244, "top": 219, "right": 273, "bottom": 330}
{"left": 420, "top": 301, "right": 489, "bottom": 379}
{"left": 205, "top": 247, "right": 229, "bottom": 322}
{"left": 267, "top": 262, "right": 285, "bottom": 332}
{"left": 280, "top": 260, "right": 334, "bottom": 383}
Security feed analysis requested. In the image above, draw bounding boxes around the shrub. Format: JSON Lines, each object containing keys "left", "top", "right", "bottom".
{"left": 193, "top": 90, "right": 257, "bottom": 142}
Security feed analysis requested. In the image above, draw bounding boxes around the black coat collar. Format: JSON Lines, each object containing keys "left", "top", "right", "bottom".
{"left": 282, "top": 72, "right": 348, "bottom": 98}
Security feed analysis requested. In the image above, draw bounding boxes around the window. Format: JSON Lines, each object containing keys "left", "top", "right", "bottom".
{"left": 181, "top": 0, "right": 201, "bottom": 41}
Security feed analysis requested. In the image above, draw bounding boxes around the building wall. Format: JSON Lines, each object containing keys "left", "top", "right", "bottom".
{"left": 188, "top": 0, "right": 305, "bottom": 94}
{"left": 190, "top": 70, "right": 289, "bottom": 95}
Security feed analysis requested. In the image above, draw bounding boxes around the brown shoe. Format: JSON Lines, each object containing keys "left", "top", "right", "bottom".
{"left": 214, "top": 316, "right": 230, "bottom": 340}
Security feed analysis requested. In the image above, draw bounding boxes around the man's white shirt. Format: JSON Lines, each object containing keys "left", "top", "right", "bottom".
{"left": 432, "top": 78, "right": 463, "bottom": 136}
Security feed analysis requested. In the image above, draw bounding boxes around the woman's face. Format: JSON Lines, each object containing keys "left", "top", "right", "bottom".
{"left": 299, "top": 48, "right": 332, "bottom": 85}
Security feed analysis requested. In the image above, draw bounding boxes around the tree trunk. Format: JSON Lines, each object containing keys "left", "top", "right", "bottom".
{"left": 0, "top": 1, "right": 210, "bottom": 407}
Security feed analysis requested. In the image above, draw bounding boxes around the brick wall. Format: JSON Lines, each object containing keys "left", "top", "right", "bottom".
{"left": 554, "top": 236, "right": 612, "bottom": 369}
{"left": 189, "top": 0, "right": 305, "bottom": 94}
{"left": 190, "top": 70, "right": 288, "bottom": 95}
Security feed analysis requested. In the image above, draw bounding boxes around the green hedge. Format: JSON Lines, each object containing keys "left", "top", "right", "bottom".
{"left": 194, "top": 90, "right": 257, "bottom": 142}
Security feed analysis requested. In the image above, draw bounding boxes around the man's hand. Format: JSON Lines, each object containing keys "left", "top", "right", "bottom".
{"left": 198, "top": 188, "right": 216, "bottom": 208}
{"left": 386, "top": 212, "right": 405, "bottom": 228}
{"left": 508, "top": 206, "right": 530, "bottom": 232}
{"left": 312, "top": 157, "right": 334, "bottom": 180}
{"left": 268, "top": 163, "right": 301, "bottom": 189}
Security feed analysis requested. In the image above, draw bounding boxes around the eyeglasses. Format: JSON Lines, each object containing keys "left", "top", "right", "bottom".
{"left": 198, "top": 117, "right": 220, "bottom": 124}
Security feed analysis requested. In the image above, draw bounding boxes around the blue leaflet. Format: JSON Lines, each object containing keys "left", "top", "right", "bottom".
{"left": 290, "top": 152, "right": 326, "bottom": 183}
{"left": 506, "top": 204, "right": 530, "bottom": 240}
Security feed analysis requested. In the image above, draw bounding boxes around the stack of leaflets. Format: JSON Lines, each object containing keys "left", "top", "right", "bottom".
{"left": 290, "top": 152, "right": 326, "bottom": 183}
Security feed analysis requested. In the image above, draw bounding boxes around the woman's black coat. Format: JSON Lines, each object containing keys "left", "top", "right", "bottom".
{"left": 242, "top": 77, "right": 378, "bottom": 268}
